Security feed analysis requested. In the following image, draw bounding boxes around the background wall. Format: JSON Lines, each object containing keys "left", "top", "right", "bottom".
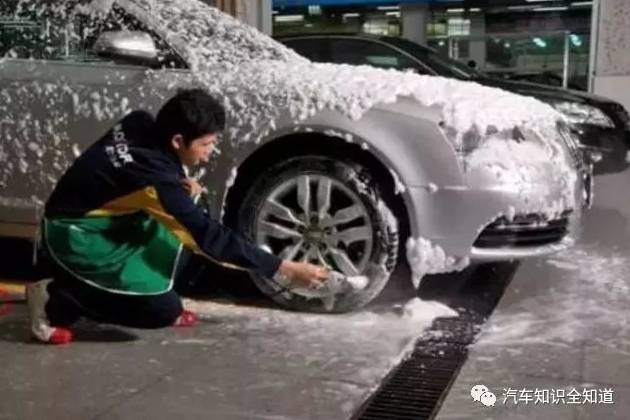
{"left": 592, "top": 0, "right": 630, "bottom": 111}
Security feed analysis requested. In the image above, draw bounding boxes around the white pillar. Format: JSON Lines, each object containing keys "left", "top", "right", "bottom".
{"left": 212, "top": 0, "right": 272, "bottom": 35}
{"left": 401, "top": 4, "right": 428, "bottom": 46}
{"left": 468, "top": 13, "right": 486, "bottom": 69}
{"left": 590, "top": 0, "right": 630, "bottom": 111}
{"left": 259, "top": 0, "right": 273, "bottom": 35}
{"left": 240, "top": 0, "right": 273, "bottom": 35}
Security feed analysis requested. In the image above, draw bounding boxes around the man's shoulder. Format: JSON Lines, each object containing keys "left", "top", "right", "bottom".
{"left": 100, "top": 110, "right": 182, "bottom": 182}
{"left": 121, "top": 110, "right": 155, "bottom": 127}
{"left": 118, "top": 110, "right": 156, "bottom": 145}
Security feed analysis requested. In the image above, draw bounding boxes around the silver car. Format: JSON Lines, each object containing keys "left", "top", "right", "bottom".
{"left": 0, "top": 0, "right": 589, "bottom": 312}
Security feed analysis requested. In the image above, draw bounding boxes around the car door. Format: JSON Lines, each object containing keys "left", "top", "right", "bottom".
{"left": 0, "top": 2, "right": 189, "bottom": 237}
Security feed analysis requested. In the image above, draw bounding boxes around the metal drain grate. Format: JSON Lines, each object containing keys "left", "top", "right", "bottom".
{"left": 353, "top": 262, "right": 517, "bottom": 420}
{"left": 354, "top": 319, "right": 470, "bottom": 420}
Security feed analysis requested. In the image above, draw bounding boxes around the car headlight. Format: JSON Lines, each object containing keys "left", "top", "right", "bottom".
{"left": 557, "top": 122, "right": 586, "bottom": 168}
{"left": 552, "top": 101, "right": 615, "bottom": 128}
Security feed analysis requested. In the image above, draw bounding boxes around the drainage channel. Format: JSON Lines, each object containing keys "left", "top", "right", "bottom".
{"left": 353, "top": 261, "right": 519, "bottom": 420}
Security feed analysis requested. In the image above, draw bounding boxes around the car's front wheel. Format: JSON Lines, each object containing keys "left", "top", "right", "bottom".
{"left": 236, "top": 156, "right": 399, "bottom": 313}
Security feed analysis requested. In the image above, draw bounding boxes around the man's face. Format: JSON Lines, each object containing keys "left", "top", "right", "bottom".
{"left": 171, "top": 133, "right": 218, "bottom": 167}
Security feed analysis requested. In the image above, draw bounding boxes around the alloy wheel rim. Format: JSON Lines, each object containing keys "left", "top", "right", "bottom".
{"left": 255, "top": 174, "right": 374, "bottom": 298}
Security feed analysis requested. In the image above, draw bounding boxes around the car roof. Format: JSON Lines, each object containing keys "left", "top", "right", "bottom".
{"left": 274, "top": 33, "right": 431, "bottom": 51}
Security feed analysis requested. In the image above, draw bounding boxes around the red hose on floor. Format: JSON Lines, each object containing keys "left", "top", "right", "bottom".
{"left": 0, "top": 289, "right": 14, "bottom": 317}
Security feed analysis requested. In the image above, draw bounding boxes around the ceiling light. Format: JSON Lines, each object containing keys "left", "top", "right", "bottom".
{"left": 507, "top": 5, "right": 538, "bottom": 10}
{"left": 534, "top": 6, "right": 569, "bottom": 11}
{"left": 570, "top": 34, "right": 583, "bottom": 47}
{"left": 533, "top": 37, "right": 547, "bottom": 47}
{"left": 274, "top": 15, "right": 304, "bottom": 23}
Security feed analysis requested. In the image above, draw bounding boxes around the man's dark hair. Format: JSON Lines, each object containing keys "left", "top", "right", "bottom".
{"left": 155, "top": 89, "right": 226, "bottom": 148}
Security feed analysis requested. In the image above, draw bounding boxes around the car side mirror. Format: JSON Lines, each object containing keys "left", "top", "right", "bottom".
{"left": 93, "top": 31, "right": 159, "bottom": 66}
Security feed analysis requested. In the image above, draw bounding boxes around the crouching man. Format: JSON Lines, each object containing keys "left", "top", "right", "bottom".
{"left": 28, "top": 89, "right": 329, "bottom": 344}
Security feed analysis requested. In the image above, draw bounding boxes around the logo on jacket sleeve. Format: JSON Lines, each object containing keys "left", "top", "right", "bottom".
{"left": 105, "top": 123, "right": 134, "bottom": 168}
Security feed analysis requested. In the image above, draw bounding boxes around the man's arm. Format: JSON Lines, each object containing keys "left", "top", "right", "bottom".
{"left": 147, "top": 178, "right": 281, "bottom": 278}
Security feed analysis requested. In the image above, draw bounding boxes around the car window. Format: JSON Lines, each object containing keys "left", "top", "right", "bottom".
{"left": 282, "top": 38, "right": 329, "bottom": 62}
{"left": 329, "top": 39, "right": 425, "bottom": 73}
{"left": 72, "top": 4, "right": 187, "bottom": 68}
{"left": 386, "top": 37, "right": 482, "bottom": 80}
{"left": 0, "top": 2, "right": 72, "bottom": 61}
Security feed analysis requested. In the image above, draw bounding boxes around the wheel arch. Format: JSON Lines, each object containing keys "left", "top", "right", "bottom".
{"left": 222, "top": 132, "right": 411, "bottom": 251}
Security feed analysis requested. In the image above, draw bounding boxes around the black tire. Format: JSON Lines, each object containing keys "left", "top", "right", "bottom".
{"left": 236, "top": 155, "right": 399, "bottom": 313}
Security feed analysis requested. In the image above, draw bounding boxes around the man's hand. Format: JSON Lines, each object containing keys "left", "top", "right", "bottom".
{"left": 278, "top": 260, "right": 330, "bottom": 289}
{"left": 181, "top": 177, "right": 205, "bottom": 197}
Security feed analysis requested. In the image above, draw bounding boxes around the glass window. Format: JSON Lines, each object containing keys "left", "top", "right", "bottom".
{"left": 447, "top": 18, "right": 470, "bottom": 36}
{"left": 329, "top": 39, "right": 423, "bottom": 72}
{"left": 0, "top": 1, "right": 71, "bottom": 60}
{"left": 282, "top": 38, "right": 329, "bottom": 62}
{"left": 388, "top": 37, "right": 481, "bottom": 80}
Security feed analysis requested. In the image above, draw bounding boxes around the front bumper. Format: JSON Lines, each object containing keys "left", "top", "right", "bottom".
{"left": 469, "top": 210, "right": 578, "bottom": 261}
{"left": 470, "top": 236, "right": 576, "bottom": 261}
{"left": 404, "top": 165, "right": 587, "bottom": 262}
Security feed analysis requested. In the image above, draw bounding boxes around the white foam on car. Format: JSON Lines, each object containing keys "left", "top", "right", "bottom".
{"left": 346, "top": 275, "right": 370, "bottom": 290}
{"left": 406, "top": 237, "right": 470, "bottom": 289}
{"left": 325, "top": 271, "right": 369, "bottom": 291}
{"left": 388, "top": 168, "right": 407, "bottom": 195}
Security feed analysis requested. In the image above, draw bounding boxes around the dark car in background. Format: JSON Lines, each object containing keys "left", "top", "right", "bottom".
{"left": 277, "top": 34, "right": 630, "bottom": 175}
{"left": 506, "top": 71, "right": 586, "bottom": 91}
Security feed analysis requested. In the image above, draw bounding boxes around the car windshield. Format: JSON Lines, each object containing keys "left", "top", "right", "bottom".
{"left": 115, "top": 0, "right": 304, "bottom": 69}
{"left": 385, "top": 37, "right": 484, "bottom": 80}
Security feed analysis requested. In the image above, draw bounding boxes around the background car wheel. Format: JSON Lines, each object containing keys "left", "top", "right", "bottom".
{"left": 237, "top": 155, "right": 399, "bottom": 313}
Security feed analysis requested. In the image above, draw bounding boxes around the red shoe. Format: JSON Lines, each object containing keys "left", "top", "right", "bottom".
{"left": 48, "top": 327, "right": 73, "bottom": 345}
{"left": 173, "top": 310, "right": 197, "bottom": 327}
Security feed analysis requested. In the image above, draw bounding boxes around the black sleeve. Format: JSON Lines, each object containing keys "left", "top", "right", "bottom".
{"left": 153, "top": 178, "right": 282, "bottom": 278}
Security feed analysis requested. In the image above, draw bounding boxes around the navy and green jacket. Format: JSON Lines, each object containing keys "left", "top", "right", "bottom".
{"left": 44, "top": 111, "right": 281, "bottom": 295}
